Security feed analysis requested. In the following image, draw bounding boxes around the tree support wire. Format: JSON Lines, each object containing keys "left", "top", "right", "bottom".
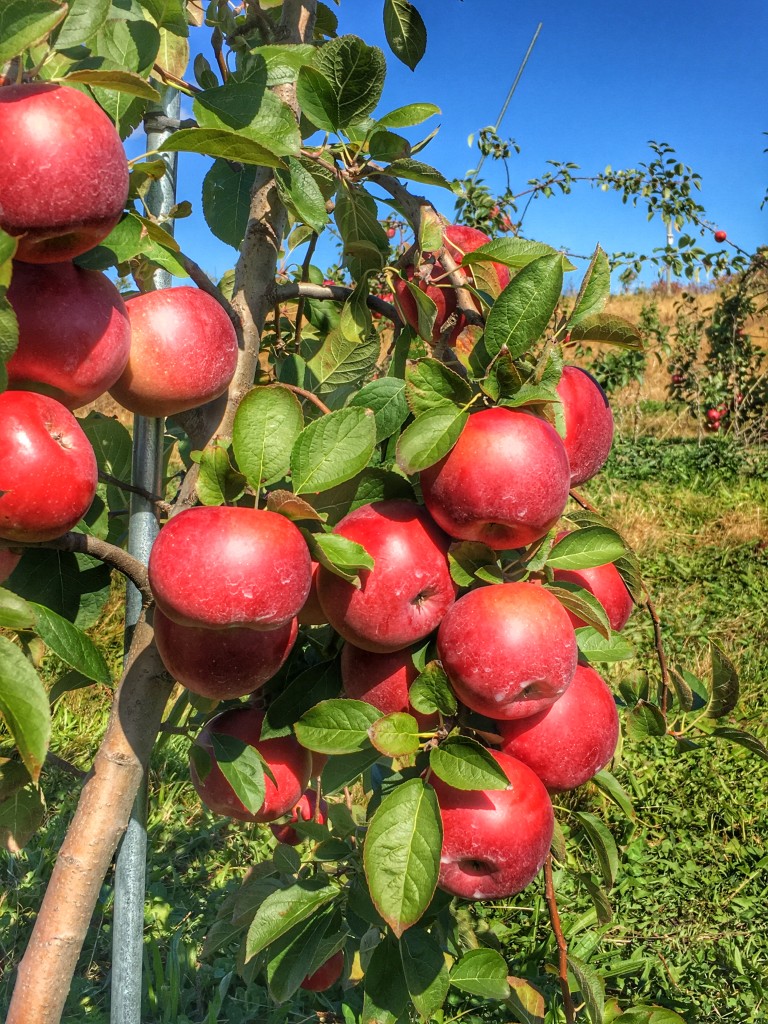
{"left": 110, "top": 84, "right": 180, "bottom": 1024}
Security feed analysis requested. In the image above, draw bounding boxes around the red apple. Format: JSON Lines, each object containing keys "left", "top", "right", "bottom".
{"left": 109, "top": 287, "right": 238, "bottom": 417}
{"left": 553, "top": 532, "right": 633, "bottom": 632}
{"left": 341, "top": 642, "right": 438, "bottom": 730}
{"left": 189, "top": 707, "right": 312, "bottom": 822}
{"left": 0, "top": 82, "right": 128, "bottom": 264}
{"left": 497, "top": 663, "right": 619, "bottom": 792}
{"left": 300, "top": 950, "right": 345, "bottom": 992}
{"left": 269, "top": 789, "right": 328, "bottom": 846}
{"left": 431, "top": 748, "right": 554, "bottom": 899}
{"left": 6, "top": 261, "right": 131, "bottom": 409}
{"left": 153, "top": 608, "right": 298, "bottom": 701}
{"left": 556, "top": 365, "right": 614, "bottom": 486}
{"left": 420, "top": 407, "right": 571, "bottom": 550}
{"left": 437, "top": 582, "right": 577, "bottom": 720}
{"left": 0, "top": 391, "right": 97, "bottom": 542}
{"left": 148, "top": 506, "right": 312, "bottom": 630}
{"left": 706, "top": 408, "right": 722, "bottom": 423}
{"left": 0, "top": 549, "right": 21, "bottom": 582}
{"left": 316, "top": 500, "right": 456, "bottom": 653}
{"left": 714, "top": 230, "right": 727, "bottom": 243}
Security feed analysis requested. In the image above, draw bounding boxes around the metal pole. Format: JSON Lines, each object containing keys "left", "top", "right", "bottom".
{"left": 111, "top": 84, "right": 180, "bottom": 1024}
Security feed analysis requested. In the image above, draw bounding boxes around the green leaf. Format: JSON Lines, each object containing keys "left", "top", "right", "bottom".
{"left": 321, "top": 747, "right": 384, "bottom": 795}
{"left": 245, "top": 880, "right": 339, "bottom": 960}
{"left": 295, "top": 65, "right": 340, "bottom": 133}
{"left": 73, "top": 213, "right": 145, "bottom": 272}
{"left": 362, "top": 934, "right": 410, "bottom": 1024}
{"left": 348, "top": 378, "right": 409, "bottom": 442}
{"left": 79, "top": 412, "right": 133, "bottom": 512}
{"left": 625, "top": 701, "right": 667, "bottom": 741}
{"left": 195, "top": 83, "right": 300, "bottom": 157}
{"left": 314, "top": 34, "right": 387, "bottom": 129}
{"left": 382, "top": 0, "right": 427, "bottom": 70}
{"left": 592, "top": 770, "right": 635, "bottom": 820}
{"left": 232, "top": 385, "right": 304, "bottom": 490}
{"left": 569, "top": 245, "right": 610, "bottom": 327}
{"left": 0, "top": 588, "right": 37, "bottom": 631}
{"left": 249, "top": 43, "right": 316, "bottom": 86}
{"left": 192, "top": 444, "right": 247, "bottom": 506}
{"left": 0, "top": 781, "right": 45, "bottom": 853}
{"left": 450, "top": 948, "right": 510, "bottom": 1000}
{"left": 0, "top": 636, "right": 50, "bottom": 783}
{"left": 576, "top": 627, "right": 634, "bottom": 663}
{"left": 447, "top": 541, "right": 502, "bottom": 588}
{"left": 378, "top": 102, "right": 440, "bottom": 129}
{"left": 568, "top": 313, "right": 643, "bottom": 350}
{"left": 614, "top": 547, "right": 645, "bottom": 605}
{"left": 0, "top": 0, "right": 67, "bottom": 63}
{"left": 711, "top": 727, "right": 768, "bottom": 762}
{"left": 363, "top": 777, "right": 441, "bottom": 936}
{"left": 263, "top": 660, "right": 341, "bottom": 737}
{"left": 208, "top": 733, "right": 266, "bottom": 818}
{"left": 335, "top": 185, "right": 390, "bottom": 278}
{"left": 483, "top": 254, "right": 564, "bottom": 361}
{"left": 275, "top": 157, "right": 329, "bottom": 234}
{"left": 573, "top": 811, "right": 619, "bottom": 888}
{"left": 202, "top": 160, "right": 258, "bottom": 249}
{"left": 400, "top": 926, "right": 451, "bottom": 1020}
{"left": 566, "top": 953, "right": 605, "bottom": 1024}
{"left": 396, "top": 406, "right": 468, "bottom": 475}
{"left": 369, "top": 712, "right": 421, "bottom": 757}
{"left": 7, "top": 551, "right": 111, "bottom": 631}
{"left": 369, "top": 128, "right": 410, "bottom": 162}
{"left": 160, "top": 129, "right": 287, "bottom": 168}
{"left": 461, "top": 237, "right": 575, "bottom": 273}
{"left": 306, "top": 328, "right": 380, "bottom": 395}
{"left": 0, "top": 295, "right": 19, "bottom": 386}
{"left": 405, "top": 358, "right": 473, "bottom": 415}
{"left": 56, "top": 0, "right": 110, "bottom": 49}
{"left": 706, "top": 641, "right": 739, "bottom": 718}
{"left": 383, "top": 158, "right": 456, "bottom": 192}
{"left": 31, "top": 604, "right": 111, "bottom": 685}
{"left": 338, "top": 279, "right": 373, "bottom": 344}
{"left": 295, "top": 699, "right": 382, "bottom": 754}
{"left": 265, "top": 905, "right": 346, "bottom": 1003}
{"left": 429, "top": 736, "right": 510, "bottom": 791}
{"left": 61, "top": 69, "right": 160, "bottom": 99}
{"left": 409, "top": 662, "right": 457, "bottom": 717}
{"left": 393, "top": 276, "right": 437, "bottom": 342}
{"left": 306, "top": 467, "right": 414, "bottom": 526}
{"left": 305, "top": 531, "right": 374, "bottom": 586}
{"left": 291, "top": 407, "right": 377, "bottom": 495}
{"left": 544, "top": 582, "right": 611, "bottom": 639}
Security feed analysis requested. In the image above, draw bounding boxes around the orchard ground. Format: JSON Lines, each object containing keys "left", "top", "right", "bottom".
{"left": 1, "top": 287, "right": 767, "bottom": 1022}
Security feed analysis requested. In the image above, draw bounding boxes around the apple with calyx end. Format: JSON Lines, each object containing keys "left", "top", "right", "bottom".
{"left": 109, "top": 287, "right": 238, "bottom": 418}
{"left": 341, "top": 643, "right": 438, "bottom": 730}
{"left": 153, "top": 609, "right": 298, "bottom": 701}
{"left": 148, "top": 506, "right": 312, "bottom": 631}
{"left": 6, "top": 261, "right": 131, "bottom": 409}
{"left": 300, "top": 950, "right": 345, "bottom": 992}
{"left": 189, "top": 708, "right": 311, "bottom": 822}
{"left": 0, "top": 82, "right": 128, "bottom": 264}
{"left": 437, "top": 582, "right": 577, "bottom": 720}
{"left": 316, "top": 500, "right": 456, "bottom": 653}
{"left": 553, "top": 531, "right": 634, "bottom": 632}
{"left": 0, "top": 391, "right": 97, "bottom": 542}
{"left": 556, "top": 365, "right": 614, "bottom": 485}
{"left": 497, "top": 663, "right": 619, "bottom": 792}
{"left": 431, "top": 748, "right": 554, "bottom": 900}
{"left": 393, "top": 225, "right": 510, "bottom": 344}
{"left": 420, "top": 407, "right": 571, "bottom": 550}
{"left": 270, "top": 790, "right": 328, "bottom": 846}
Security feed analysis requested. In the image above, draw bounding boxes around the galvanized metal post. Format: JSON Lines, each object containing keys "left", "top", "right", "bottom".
{"left": 111, "top": 84, "right": 180, "bottom": 1024}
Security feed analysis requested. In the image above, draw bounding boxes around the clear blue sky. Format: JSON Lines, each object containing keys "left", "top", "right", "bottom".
{"left": 145, "top": 1, "right": 768, "bottom": 291}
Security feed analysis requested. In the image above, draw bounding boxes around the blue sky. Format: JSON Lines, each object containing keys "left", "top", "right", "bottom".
{"left": 146, "top": 1, "right": 768, "bottom": 291}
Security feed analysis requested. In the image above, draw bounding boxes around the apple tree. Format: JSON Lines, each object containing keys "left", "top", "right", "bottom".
{"left": 0, "top": 3, "right": 758, "bottom": 1024}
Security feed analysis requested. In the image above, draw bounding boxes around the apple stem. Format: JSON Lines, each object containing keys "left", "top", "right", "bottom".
{"left": 544, "top": 853, "right": 577, "bottom": 1024}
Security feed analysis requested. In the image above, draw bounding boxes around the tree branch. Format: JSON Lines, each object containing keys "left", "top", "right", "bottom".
{"left": 544, "top": 854, "right": 576, "bottom": 1024}
{"left": 177, "top": 252, "right": 243, "bottom": 342}
{"left": 272, "top": 281, "right": 401, "bottom": 325}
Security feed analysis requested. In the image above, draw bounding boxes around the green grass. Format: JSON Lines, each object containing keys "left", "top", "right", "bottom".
{"left": 2, "top": 432, "right": 767, "bottom": 1022}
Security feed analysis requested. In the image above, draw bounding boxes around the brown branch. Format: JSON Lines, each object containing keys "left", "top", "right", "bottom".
{"left": 544, "top": 854, "right": 576, "bottom": 1024}
{"left": 7, "top": 612, "right": 174, "bottom": 1024}
{"left": 272, "top": 281, "right": 402, "bottom": 326}
{"left": 177, "top": 252, "right": 243, "bottom": 343}
{"left": 150, "top": 64, "right": 201, "bottom": 96}
{"left": 280, "top": 383, "right": 331, "bottom": 416}
{"left": 98, "top": 470, "right": 171, "bottom": 516}
{"left": 568, "top": 487, "right": 599, "bottom": 514}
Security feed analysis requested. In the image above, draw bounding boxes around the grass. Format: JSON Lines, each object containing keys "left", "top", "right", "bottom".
{"left": 2, "top": 409, "right": 768, "bottom": 1022}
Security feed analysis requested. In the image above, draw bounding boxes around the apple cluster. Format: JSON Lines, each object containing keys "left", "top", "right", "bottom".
{"left": 0, "top": 83, "right": 238, "bottom": 558}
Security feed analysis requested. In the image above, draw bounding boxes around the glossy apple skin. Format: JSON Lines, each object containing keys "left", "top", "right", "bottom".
{"left": 316, "top": 500, "right": 456, "bottom": 653}
{"left": 0, "top": 83, "right": 128, "bottom": 263}
{"left": 437, "top": 582, "right": 577, "bottom": 720}
{"left": 432, "top": 749, "right": 554, "bottom": 900}
{"left": 153, "top": 608, "right": 298, "bottom": 701}
{"left": 498, "top": 663, "right": 619, "bottom": 792}
{"left": 190, "top": 707, "right": 312, "bottom": 822}
{"left": 109, "top": 287, "right": 238, "bottom": 417}
{"left": 6, "top": 261, "right": 131, "bottom": 409}
{"left": 556, "top": 365, "right": 614, "bottom": 485}
{"left": 341, "top": 642, "right": 438, "bottom": 730}
{"left": 421, "top": 407, "right": 571, "bottom": 550}
{"left": 300, "top": 950, "right": 345, "bottom": 992}
{"left": 148, "top": 507, "right": 312, "bottom": 630}
{"left": 270, "top": 790, "right": 328, "bottom": 846}
{"left": 552, "top": 533, "right": 633, "bottom": 632}
{"left": 0, "top": 391, "right": 97, "bottom": 542}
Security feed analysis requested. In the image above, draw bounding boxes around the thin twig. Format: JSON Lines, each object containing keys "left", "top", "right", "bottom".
{"left": 544, "top": 854, "right": 576, "bottom": 1024}
{"left": 46, "top": 752, "right": 87, "bottom": 780}
{"left": 150, "top": 64, "right": 201, "bottom": 95}
{"left": 281, "top": 383, "right": 331, "bottom": 416}
{"left": 178, "top": 253, "right": 243, "bottom": 343}
{"left": 293, "top": 232, "right": 319, "bottom": 349}
{"left": 98, "top": 471, "right": 172, "bottom": 515}
{"left": 273, "top": 281, "right": 401, "bottom": 326}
